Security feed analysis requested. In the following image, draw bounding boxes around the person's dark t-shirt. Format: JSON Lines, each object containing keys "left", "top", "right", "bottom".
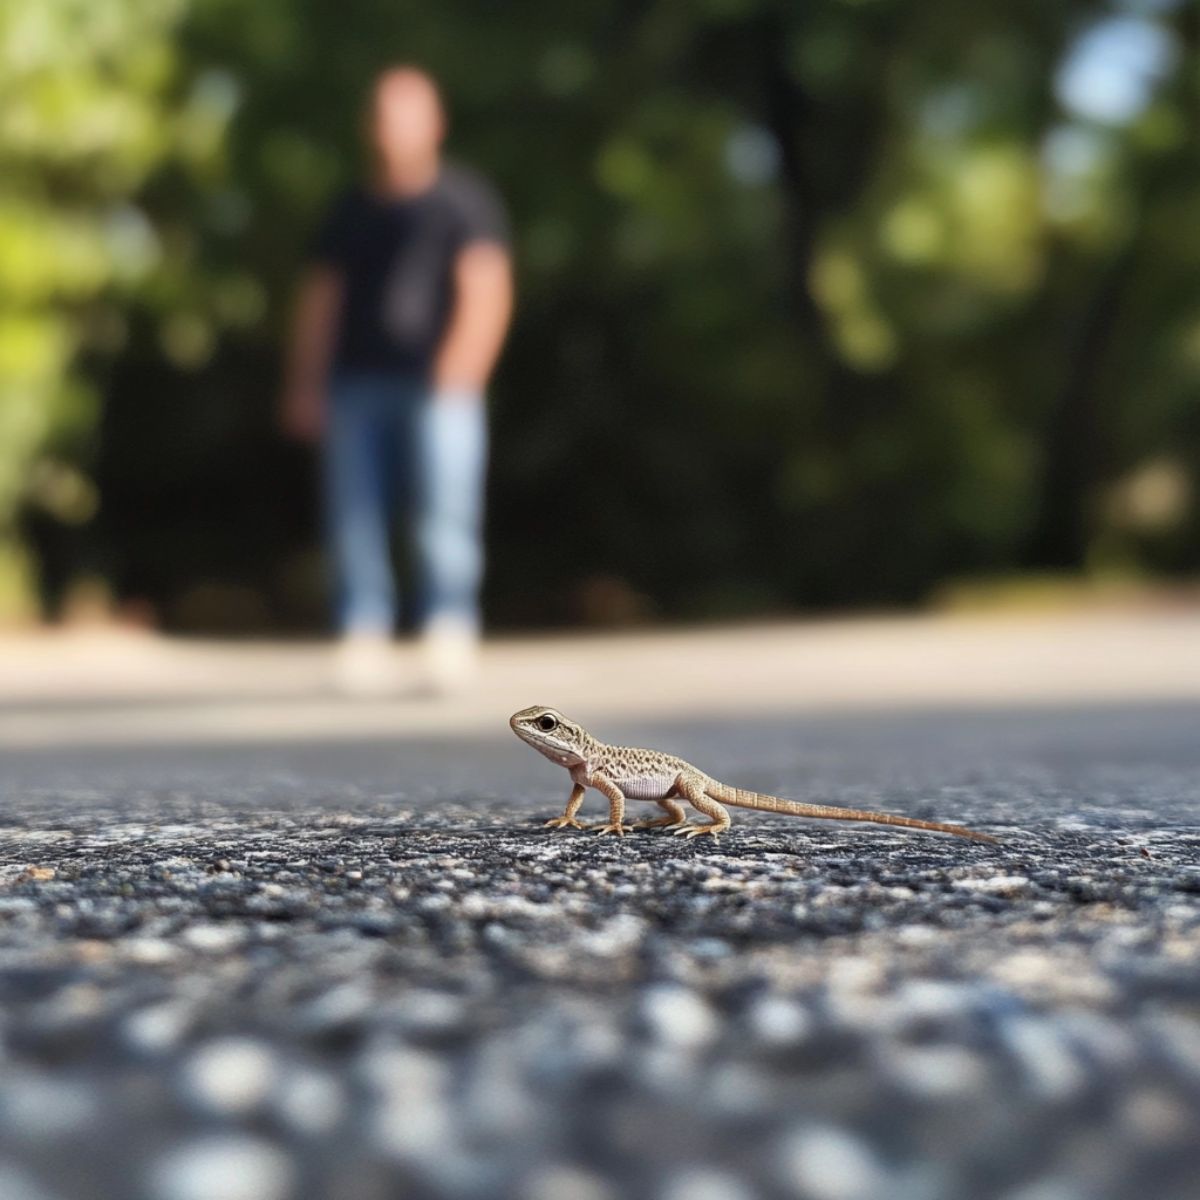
{"left": 310, "top": 163, "right": 509, "bottom": 376}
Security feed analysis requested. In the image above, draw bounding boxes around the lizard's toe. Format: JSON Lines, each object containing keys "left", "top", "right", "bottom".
{"left": 594, "top": 823, "right": 633, "bottom": 837}
{"left": 544, "top": 816, "right": 588, "bottom": 831}
{"left": 680, "top": 825, "right": 725, "bottom": 840}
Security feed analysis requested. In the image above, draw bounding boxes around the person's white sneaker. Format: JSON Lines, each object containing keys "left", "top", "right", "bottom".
{"left": 419, "top": 616, "right": 480, "bottom": 695}
{"left": 332, "top": 632, "right": 398, "bottom": 696}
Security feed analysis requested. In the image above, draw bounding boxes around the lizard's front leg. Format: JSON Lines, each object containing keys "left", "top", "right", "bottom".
{"left": 544, "top": 783, "right": 589, "bottom": 831}
{"left": 589, "top": 774, "right": 634, "bottom": 837}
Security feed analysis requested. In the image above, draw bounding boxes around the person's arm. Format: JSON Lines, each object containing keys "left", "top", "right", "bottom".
{"left": 281, "top": 265, "right": 343, "bottom": 440}
{"left": 432, "top": 242, "right": 513, "bottom": 397}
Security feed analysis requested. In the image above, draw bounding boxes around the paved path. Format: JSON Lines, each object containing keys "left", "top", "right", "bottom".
{"left": 1, "top": 704, "right": 1197, "bottom": 1200}
{"left": 4, "top": 610, "right": 1200, "bottom": 748}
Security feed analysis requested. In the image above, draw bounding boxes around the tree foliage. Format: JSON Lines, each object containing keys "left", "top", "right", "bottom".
{"left": 0, "top": 0, "right": 222, "bottom": 612}
{"left": 5, "top": 0, "right": 1200, "bottom": 627}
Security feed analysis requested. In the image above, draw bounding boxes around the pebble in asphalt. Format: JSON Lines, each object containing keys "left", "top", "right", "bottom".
{"left": 0, "top": 705, "right": 1197, "bottom": 1200}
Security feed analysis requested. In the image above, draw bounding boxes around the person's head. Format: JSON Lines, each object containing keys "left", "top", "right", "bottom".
{"left": 367, "top": 66, "right": 446, "bottom": 179}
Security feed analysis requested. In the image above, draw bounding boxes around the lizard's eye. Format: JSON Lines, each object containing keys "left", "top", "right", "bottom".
{"left": 536, "top": 714, "right": 558, "bottom": 732}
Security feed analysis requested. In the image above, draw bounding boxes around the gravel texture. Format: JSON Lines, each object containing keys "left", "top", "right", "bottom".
{"left": 0, "top": 705, "right": 1198, "bottom": 1200}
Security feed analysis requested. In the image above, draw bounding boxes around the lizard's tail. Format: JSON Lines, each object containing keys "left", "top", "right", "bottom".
{"left": 707, "top": 782, "right": 998, "bottom": 843}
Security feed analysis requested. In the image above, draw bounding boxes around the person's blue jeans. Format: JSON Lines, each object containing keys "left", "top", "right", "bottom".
{"left": 324, "top": 372, "right": 487, "bottom": 635}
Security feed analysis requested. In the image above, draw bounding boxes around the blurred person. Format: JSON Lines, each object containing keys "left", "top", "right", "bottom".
{"left": 281, "top": 66, "right": 512, "bottom": 693}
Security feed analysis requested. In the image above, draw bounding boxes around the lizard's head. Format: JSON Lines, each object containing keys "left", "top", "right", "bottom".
{"left": 509, "top": 705, "right": 589, "bottom": 766}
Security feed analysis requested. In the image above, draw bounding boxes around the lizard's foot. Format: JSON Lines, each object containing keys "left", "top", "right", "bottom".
{"left": 544, "top": 816, "right": 589, "bottom": 831}
{"left": 632, "top": 817, "right": 685, "bottom": 831}
{"left": 673, "top": 823, "right": 727, "bottom": 840}
{"left": 594, "top": 822, "right": 635, "bottom": 837}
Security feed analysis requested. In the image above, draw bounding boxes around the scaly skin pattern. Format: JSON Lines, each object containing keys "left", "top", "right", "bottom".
{"left": 510, "top": 705, "right": 998, "bottom": 843}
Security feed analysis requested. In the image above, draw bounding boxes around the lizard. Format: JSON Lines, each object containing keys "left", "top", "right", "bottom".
{"left": 510, "top": 705, "right": 998, "bottom": 843}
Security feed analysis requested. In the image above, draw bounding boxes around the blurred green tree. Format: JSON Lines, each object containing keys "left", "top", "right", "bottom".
{"left": 5, "top": 0, "right": 1199, "bottom": 628}
{"left": 0, "top": 0, "right": 252, "bottom": 617}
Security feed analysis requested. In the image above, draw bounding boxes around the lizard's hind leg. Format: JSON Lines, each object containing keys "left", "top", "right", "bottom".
{"left": 673, "top": 774, "right": 731, "bottom": 840}
{"left": 633, "top": 798, "right": 687, "bottom": 831}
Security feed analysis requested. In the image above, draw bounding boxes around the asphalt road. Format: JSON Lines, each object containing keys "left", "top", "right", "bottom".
{"left": 0, "top": 704, "right": 1198, "bottom": 1200}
